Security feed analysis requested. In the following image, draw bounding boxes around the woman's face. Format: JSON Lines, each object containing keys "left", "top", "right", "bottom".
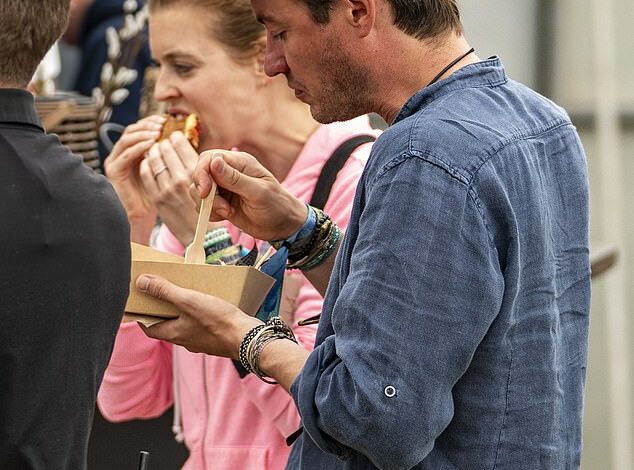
{"left": 149, "top": 6, "right": 261, "bottom": 150}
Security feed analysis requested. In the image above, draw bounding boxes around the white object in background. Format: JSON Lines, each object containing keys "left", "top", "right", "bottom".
{"left": 32, "top": 43, "right": 62, "bottom": 95}
{"left": 591, "top": 0, "right": 632, "bottom": 468}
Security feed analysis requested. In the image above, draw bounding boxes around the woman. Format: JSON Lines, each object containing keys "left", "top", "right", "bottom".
{"left": 98, "top": 0, "right": 379, "bottom": 468}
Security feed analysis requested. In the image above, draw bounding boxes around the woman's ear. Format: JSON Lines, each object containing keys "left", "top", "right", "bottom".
{"left": 252, "top": 37, "right": 267, "bottom": 87}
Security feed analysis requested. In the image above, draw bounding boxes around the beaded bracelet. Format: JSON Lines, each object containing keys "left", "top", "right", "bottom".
{"left": 301, "top": 224, "right": 341, "bottom": 271}
{"left": 239, "top": 323, "right": 267, "bottom": 372}
{"left": 271, "top": 204, "right": 316, "bottom": 251}
{"left": 288, "top": 208, "right": 329, "bottom": 260}
{"left": 238, "top": 317, "right": 297, "bottom": 384}
{"left": 287, "top": 209, "right": 340, "bottom": 271}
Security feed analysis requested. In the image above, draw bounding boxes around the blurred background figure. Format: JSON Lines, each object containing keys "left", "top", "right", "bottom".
{"left": 64, "top": 0, "right": 153, "bottom": 164}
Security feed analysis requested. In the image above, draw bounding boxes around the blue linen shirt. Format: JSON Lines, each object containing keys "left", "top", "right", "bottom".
{"left": 287, "top": 58, "right": 591, "bottom": 469}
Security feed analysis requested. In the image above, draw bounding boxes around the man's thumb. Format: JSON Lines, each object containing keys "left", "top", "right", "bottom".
{"left": 210, "top": 154, "right": 258, "bottom": 196}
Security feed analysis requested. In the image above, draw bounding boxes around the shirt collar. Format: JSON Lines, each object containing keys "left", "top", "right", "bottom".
{"left": 393, "top": 56, "right": 508, "bottom": 124}
{"left": 0, "top": 88, "right": 43, "bottom": 129}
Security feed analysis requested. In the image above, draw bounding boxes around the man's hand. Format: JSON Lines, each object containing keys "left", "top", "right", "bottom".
{"left": 136, "top": 273, "right": 311, "bottom": 392}
{"left": 136, "top": 274, "right": 262, "bottom": 358}
{"left": 193, "top": 150, "right": 307, "bottom": 242}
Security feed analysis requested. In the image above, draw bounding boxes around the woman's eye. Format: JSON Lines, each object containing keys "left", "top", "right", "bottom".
{"left": 174, "top": 64, "right": 193, "bottom": 75}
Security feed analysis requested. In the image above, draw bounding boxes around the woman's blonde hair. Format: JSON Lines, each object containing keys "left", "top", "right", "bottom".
{"left": 147, "top": 0, "right": 265, "bottom": 62}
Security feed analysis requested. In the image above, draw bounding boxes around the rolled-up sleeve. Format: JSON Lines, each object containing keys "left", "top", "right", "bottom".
{"left": 290, "top": 155, "right": 505, "bottom": 469}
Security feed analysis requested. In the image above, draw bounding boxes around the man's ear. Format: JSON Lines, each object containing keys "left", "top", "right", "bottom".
{"left": 345, "top": 0, "right": 376, "bottom": 37}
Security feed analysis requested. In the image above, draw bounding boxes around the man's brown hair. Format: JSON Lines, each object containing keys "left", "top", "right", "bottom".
{"left": 0, "top": 0, "right": 70, "bottom": 86}
{"left": 302, "top": 0, "right": 462, "bottom": 39}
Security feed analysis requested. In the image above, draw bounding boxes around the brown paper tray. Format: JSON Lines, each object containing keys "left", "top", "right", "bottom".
{"left": 124, "top": 243, "right": 275, "bottom": 326}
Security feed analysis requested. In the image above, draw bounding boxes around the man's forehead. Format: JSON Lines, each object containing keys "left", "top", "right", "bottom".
{"left": 251, "top": 0, "right": 300, "bottom": 26}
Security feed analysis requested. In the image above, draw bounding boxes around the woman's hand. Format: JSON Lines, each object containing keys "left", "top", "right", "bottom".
{"left": 193, "top": 150, "right": 307, "bottom": 242}
{"left": 104, "top": 115, "right": 165, "bottom": 243}
{"left": 139, "top": 132, "right": 200, "bottom": 246}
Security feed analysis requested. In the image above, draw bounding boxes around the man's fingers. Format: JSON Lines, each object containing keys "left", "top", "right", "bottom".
{"left": 193, "top": 153, "right": 215, "bottom": 197}
{"left": 208, "top": 152, "right": 266, "bottom": 198}
{"left": 219, "top": 150, "right": 270, "bottom": 178}
{"left": 210, "top": 194, "right": 232, "bottom": 220}
{"left": 136, "top": 274, "right": 202, "bottom": 314}
{"left": 140, "top": 318, "right": 180, "bottom": 341}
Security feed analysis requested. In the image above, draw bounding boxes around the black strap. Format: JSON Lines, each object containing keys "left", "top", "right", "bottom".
{"left": 309, "top": 134, "right": 376, "bottom": 210}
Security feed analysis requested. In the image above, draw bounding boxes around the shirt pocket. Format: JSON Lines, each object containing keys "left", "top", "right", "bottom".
{"left": 204, "top": 446, "right": 269, "bottom": 469}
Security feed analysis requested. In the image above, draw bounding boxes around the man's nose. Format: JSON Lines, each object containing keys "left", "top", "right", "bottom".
{"left": 264, "top": 42, "right": 290, "bottom": 77}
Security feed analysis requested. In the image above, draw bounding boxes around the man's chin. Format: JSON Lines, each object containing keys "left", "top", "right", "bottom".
{"left": 309, "top": 104, "right": 363, "bottom": 124}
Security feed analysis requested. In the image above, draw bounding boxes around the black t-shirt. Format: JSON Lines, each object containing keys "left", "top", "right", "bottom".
{"left": 0, "top": 89, "right": 130, "bottom": 469}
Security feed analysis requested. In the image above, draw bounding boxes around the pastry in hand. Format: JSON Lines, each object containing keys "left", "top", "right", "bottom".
{"left": 159, "top": 113, "right": 200, "bottom": 150}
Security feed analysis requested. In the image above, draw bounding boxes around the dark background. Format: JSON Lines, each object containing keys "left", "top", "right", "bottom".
{"left": 88, "top": 407, "right": 188, "bottom": 470}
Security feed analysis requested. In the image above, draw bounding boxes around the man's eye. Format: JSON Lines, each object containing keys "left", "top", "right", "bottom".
{"left": 272, "top": 31, "right": 286, "bottom": 41}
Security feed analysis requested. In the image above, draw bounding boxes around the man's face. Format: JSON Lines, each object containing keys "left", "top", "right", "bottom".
{"left": 251, "top": 0, "right": 374, "bottom": 123}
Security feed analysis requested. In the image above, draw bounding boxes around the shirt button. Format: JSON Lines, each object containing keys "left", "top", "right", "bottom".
{"left": 384, "top": 386, "right": 397, "bottom": 398}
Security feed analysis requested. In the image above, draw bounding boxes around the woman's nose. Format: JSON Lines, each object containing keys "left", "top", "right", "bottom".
{"left": 153, "top": 70, "right": 179, "bottom": 102}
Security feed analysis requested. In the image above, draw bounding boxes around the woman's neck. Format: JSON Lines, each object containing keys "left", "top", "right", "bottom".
{"left": 238, "top": 83, "right": 320, "bottom": 182}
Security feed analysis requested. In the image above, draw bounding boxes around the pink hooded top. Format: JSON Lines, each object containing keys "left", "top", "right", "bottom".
{"left": 98, "top": 116, "right": 380, "bottom": 470}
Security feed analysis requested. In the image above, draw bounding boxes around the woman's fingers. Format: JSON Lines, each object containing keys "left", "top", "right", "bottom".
{"left": 112, "top": 129, "right": 160, "bottom": 155}
{"left": 169, "top": 131, "right": 198, "bottom": 173}
{"left": 140, "top": 144, "right": 164, "bottom": 196}
{"left": 104, "top": 139, "right": 154, "bottom": 179}
{"left": 109, "top": 115, "right": 165, "bottom": 155}
{"left": 159, "top": 138, "right": 186, "bottom": 177}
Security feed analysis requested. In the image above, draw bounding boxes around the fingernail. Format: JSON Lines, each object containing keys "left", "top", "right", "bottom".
{"left": 213, "top": 157, "right": 224, "bottom": 175}
{"left": 137, "top": 275, "right": 150, "bottom": 292}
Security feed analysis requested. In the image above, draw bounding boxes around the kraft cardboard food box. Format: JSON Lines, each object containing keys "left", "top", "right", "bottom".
{"left": 124, "top": 242, "right": 275, "bottom": 327}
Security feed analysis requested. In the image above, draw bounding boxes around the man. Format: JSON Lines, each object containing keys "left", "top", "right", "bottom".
{"left": 135, "top": 0, "right": 591, "bottom": 468}
{"left": 0, "top": 1, "right": 131, "bottom": 468}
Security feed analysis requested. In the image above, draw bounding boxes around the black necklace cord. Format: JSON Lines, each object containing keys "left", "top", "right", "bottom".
{"left": 426, "top": 47, "right": 476, "bottom": 87}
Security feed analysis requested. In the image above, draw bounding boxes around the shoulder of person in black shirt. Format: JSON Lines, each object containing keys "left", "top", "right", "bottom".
{"left": 0, "top": 49, "right": 131, "bottom": 470}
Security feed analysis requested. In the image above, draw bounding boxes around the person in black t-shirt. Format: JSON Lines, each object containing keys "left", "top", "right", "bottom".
{"left": 0, "top": 1, "right": 131, "bottom": 468}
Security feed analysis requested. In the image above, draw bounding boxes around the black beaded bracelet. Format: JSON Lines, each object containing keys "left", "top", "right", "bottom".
{"left": 238, "top": 317, "right": 297, "bottom": 383}
{"left": 238, "top": 323, "right": 266, "bottom": 374}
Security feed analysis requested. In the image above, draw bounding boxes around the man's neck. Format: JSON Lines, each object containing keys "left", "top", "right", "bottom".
{"left": 370, "top": 32, "right": 480, "bottom": 123}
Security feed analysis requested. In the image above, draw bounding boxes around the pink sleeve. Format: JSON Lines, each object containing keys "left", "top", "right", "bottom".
{"left": 98, "top": 322, "right": 174, "bottom": 421}
{"left": 238, "top": 145, "right": 370, "bottom": 437}
{"left": 98, "top": 225, "right": 181, "bottom": 422}
{"left": 154, "top": 224, "right": 185, "bottom": 255}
